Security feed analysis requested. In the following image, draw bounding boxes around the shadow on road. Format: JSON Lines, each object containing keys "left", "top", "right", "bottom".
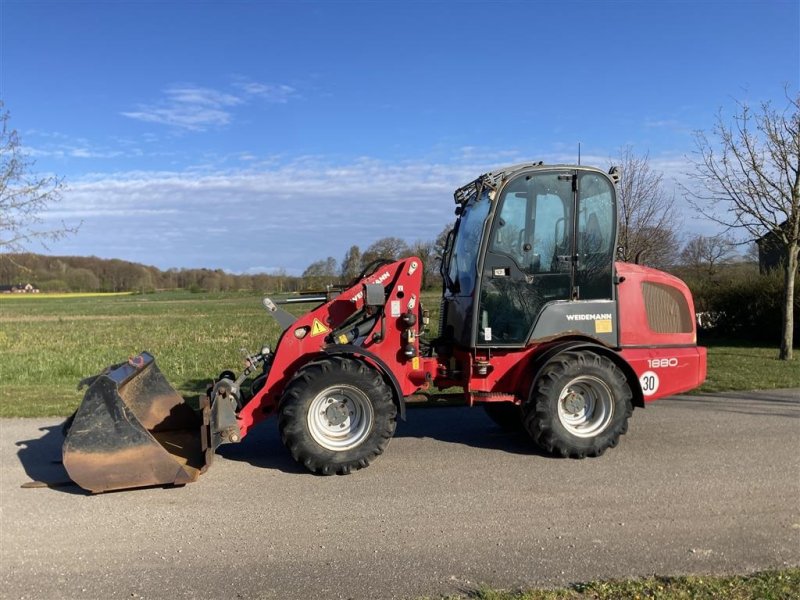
{"left": 14, "top": 402, "right": 597, "bottom": 487}
{"left": 17, "top": 391, "right": 795, "bottom": 491}
{"left": 217, "top": 421, "right": 306, "bottom": 474}
{"left": 396, "top": 405, "right": 550, "bottom": 457}
{"left": 15, "top": 423, "right": 86, "bottom": 495}
{"left": 218, "top": 405, "right": 551, "bottom": 472}
{"left": 220, "top": 392, "right": 800, "bottom": 472}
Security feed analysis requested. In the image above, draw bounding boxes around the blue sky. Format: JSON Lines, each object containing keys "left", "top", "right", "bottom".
{"left": 2, "top": 0, "right": 798, "bottom": 274}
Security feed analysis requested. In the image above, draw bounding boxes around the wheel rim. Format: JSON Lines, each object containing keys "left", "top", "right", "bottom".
{"left": 556, "top": 375, "right": 614, "bottom": 438}
{"left": 307, "top": 384, "right": 374, "bottom": 451}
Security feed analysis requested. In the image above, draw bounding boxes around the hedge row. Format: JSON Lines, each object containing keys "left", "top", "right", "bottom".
{"left": 684, "top": 268, "right": 799, "bottom": 343}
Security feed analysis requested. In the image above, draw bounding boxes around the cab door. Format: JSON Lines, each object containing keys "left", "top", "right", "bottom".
{"left": 477, "top": 171, "right": 575, "bottom": 346}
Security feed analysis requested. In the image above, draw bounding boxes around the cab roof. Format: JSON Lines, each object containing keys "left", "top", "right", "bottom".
{"left": 453, "top": 163, "right": 616, "bottom": 205}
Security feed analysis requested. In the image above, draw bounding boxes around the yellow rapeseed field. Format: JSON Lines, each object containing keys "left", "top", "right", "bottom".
{"left": 0, "top": 292, "right": 133, "bottom": 300}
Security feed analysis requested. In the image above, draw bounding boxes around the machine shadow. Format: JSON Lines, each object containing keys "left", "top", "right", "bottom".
{"left": 15, "top": 424, "right": 87, "bottom": 495}
{"left": 216, "top": 421, "right": 307, "bottom": 474}
{"left": 396, "top": 406, "right": 552, "bottom": 458}
{"left": 219, "top": 405, "right": 551, "bottom": 473}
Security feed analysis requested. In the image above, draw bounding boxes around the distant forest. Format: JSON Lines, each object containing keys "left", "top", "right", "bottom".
{"left": 0, "top": 229, "right": 766, "bottom": 298}
{"left": 0, "top": 253, "right": 292, "bottom": 293}
{"left": 0, "top": 233, "right": 449, "bottom": 294}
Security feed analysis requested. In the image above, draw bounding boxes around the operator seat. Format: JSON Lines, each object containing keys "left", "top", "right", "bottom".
{"left": 584, "top": 212, "right": 602, "bottom": 253}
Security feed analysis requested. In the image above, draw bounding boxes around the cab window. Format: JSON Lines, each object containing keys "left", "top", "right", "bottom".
{"left": 576, "top": 173, "right": 615, "bottom": 299}
{"left": 490, "top": 174, "right": 572, "bottom": 274}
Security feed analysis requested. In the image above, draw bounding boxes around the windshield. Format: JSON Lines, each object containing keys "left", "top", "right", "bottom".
{"left": 446, "top": 189, "right": 491, "bottom": 295}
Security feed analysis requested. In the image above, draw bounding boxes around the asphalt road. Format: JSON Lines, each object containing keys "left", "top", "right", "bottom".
{"left": 1, "top": 390, "right": 799, "bottom": 600}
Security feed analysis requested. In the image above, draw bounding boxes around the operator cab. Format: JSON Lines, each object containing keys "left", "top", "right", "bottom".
{"left": 440, "top": 164, "right": 619, "bottom": 349}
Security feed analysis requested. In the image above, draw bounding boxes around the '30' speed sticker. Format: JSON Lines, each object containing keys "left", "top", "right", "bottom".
{"left": 639, "top": 371, "right": 660, "bottom": 397}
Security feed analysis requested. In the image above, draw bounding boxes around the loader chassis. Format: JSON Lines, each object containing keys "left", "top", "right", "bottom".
{"left": 62, "top": 163, "right": 707, "bottom": 492}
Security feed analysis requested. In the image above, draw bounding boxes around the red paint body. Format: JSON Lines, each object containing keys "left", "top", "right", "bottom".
{"left": 237, "top": 258, "right": 425, "bottom": 437}
{"left": 615, "top": 262, "right": 707, "bottom": 400}
{"left": 236, "top": 257, "right": 706, "bottom": 439}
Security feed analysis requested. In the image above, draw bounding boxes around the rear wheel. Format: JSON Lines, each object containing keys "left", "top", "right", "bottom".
{"left": 278, "top": 356, "right": 397, "bottom": 475}
{"left": 524, "top": 350, "right": 632, "bottom": 458}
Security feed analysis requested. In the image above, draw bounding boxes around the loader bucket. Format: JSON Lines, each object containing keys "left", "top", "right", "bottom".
{"left": 63, "top": 352, "right": 212, "bottom": 493}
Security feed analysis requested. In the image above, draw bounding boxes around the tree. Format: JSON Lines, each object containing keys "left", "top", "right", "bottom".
{"left": 433, "top": 224, "right": 452, "bottom": 274}
{"left": 302, "top": 256, "right": 338, "bottom": 289}
{"left": 65, "top": 267, "right": 100, "bottom": 292}
{"left": 340, "top": 245, "right": 362, "bottom": 282}
{"left": 685, "top": 92, "right": 799, "bottom": 360}
{"left": 679, "top": 234, "right": 737, "bottom": 277}
{"left": 360, "top": 237, "right": 410, "bottom": 269}
{"left": 270, "top": 268, "right": 289, "bottom": 293}
{"left": 0, "top": 103, "right": 75, "bottom": 251}
{"left": 745, "top": 241, "right": 760, "bottom": 264}
{"left": 409, "top": 239, "right": 436, "bottom": 288}
{"left": 613, "top": 146, "right": 681, "bottom": 269}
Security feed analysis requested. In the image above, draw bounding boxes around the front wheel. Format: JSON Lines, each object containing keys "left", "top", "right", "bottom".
{"left": 523, "top": 350, "right": 633, "bottom": 458}
{"left": 278, "top": 356, "right": 397, "bottom": 475}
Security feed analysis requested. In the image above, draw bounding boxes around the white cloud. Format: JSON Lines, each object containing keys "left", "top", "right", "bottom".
{"left": 69, "top": 147, "right": 124, "bottom": 159}
{"left": 234, "top": 81, "right": 296, "bottom": 103}
{"left": 44, "top": 156, "right": 489, "bottom": 271}
{"left": 644, "top": 118, "right": 693, "bottom": 134}
{"left": 41, "top": 151, "right": 724, "bottom": 272}
{"left": 121, "top": 85, "right": 240, "bottom": 130}
{"left": 45, "top": 207, "right": 180, "bottom": 218}
{"left": 122, "top": 79, "right": 296, "bottom": 131}
{"left": 24, "top": 144, "right": 124, "bottom": 160}
{"left": 166, "top": 86, "right": 242, "bottom": 107}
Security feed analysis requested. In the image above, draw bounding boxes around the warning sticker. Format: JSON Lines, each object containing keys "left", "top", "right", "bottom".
{"left": 310, "top": 318, "right": 330, "bottom": 337}
{"left": 595, "top": 319, "right": 613, "bottom": 333}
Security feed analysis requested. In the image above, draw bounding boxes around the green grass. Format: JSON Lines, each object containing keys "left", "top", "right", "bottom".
{"left": 697, "top": 337, "right": 800, "bottom": 393}
{"left": 0, "top": 291, "right": 288, "bottom": 417}
{"left": 0, "top": 291, "right": 797, "bottom": 418}
{"left": 424, "top": 569, "right": 800, "bottom": 600}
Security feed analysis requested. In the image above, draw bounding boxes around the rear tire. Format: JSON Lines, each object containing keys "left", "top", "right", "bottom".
{"left": 524, "top": 350, "right": 632, "bottom": 458}
{"left": 278, "top": 356, "right": 397, "bottom": 475}
{"left": 483, "top": 402, "right": 524, "bottom": 433}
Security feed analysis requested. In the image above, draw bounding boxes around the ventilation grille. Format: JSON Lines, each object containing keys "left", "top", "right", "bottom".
{"left": 641, "top": 282, "right": 693, "bottom": 334}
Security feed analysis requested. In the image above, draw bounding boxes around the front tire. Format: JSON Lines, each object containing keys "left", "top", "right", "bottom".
{"left": 278, "top": 356, "right": 397, "bottom": 475}
{"left": 524, "top": 350, "right": 633, "bottom": 458}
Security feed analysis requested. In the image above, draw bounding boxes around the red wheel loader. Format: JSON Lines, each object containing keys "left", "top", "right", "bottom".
{"left": 63, "top": 163, "right": 707, "bottom": 492}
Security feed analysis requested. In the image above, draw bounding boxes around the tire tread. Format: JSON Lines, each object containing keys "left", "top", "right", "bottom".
{"left": 278, "top": 356, "right": 396, "bottom": 475}
{"left": 523, "top": 350, "right": 633, "bottom": 459}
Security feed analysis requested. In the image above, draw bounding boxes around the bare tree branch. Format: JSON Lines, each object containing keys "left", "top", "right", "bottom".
{"left": 683, "top": 91, "right": 799, "bottom": 360}
{"left": 611, "top": 146, "right": 681, "bottom": 270}
{"left": 0, "top": 102, "right": 78, "bottom": 253}
{"left": 679, "top": 234, "right": 737, "bottom": 277}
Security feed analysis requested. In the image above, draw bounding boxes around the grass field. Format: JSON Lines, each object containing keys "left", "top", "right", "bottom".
{"left": 426, "top": 568, "right": 800, "bottom": 600}
{"left": 0, "top": 291, "right": 797, "bottom": 418}
{"left": 0, "top": 291, "right": 284, "bottom": 417}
